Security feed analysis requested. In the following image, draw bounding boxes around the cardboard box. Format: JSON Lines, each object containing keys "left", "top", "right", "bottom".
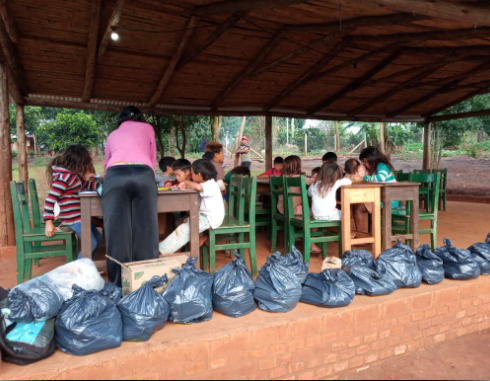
{"left": 108, "top": 254, "right": 189, "bottom": 296}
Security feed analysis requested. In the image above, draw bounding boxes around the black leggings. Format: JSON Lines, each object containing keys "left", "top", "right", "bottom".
{"left": 102, "top": 165, "right": 159, "bottom": 286}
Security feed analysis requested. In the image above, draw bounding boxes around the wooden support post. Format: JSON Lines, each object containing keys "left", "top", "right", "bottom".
{"left": 380, "top": 122, "right": 386, "bottom": 154}
{"left": 0, "top": 63, "right": 14, "bottom": 247}
{"left": 233, "top": 116, "right": 246, "bottom": 167}
{"left": 265, "top": 115, "right": 273, "bottom": 171}
{"left": 423, "top": 122, "right": 431, "bottom": 170}
{"left": 16, "top": 104, "right": 27, "bottom": 190}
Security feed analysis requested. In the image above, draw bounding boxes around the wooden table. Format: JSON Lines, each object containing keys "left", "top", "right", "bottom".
{"left": 79, "top": 190, "right": 200, "bottom": 260}
{"left": 341, "top": 184, "right": 383, "bottom": 258}
{"left": 256, "top": 178, "right": 271, "bottom": 196}
{"left": 380, "top": 182, "right": 420, "bottom": 251}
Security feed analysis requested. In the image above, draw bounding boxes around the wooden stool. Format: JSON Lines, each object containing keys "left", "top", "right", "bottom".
{"left": 382, "top": 183, "right": 420, "bottom": 251}
{"left": 341, "top": 185, "right": 382, "bottom": 258}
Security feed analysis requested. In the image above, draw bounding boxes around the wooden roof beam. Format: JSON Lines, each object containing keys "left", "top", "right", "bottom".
{"left": 404, "top": 46, "right": 490, "bottom": 56}
{"left": 254, "top": 13, "right": 420, "bottom": 77}
{"left": 149, "top": 16, "right": 200, "bottom": 107}
{"left": 0, "top": 0, "right": 18, "bottom": 43}
{"left": 360, "top": 0, "right": 490, "bottom": 26}
{"left": 425, "top": 88, "right": 487, "bottom": 116}
{"left": 265, "top": 41, "right": 348, "bottom": 110}
{"left": 194, "top": 0, "right": 307, "bottom": 17}
{"left": 309, "top": 51, "right": 401, "bottom": 115}
{"left": 349, "top": 60, "right": 451, "bottom": 117}
{"left": 97, "top": 0, "right": 124, "bottom": 62}
{"left": 428, "top": 108, "right": 490, "bottom": 123}
{"left": 82, "top": 0, "right": 102, "bottom": 103}
{"left": 176, "top": 12, "right": 244, "bottom": 71}
{"left": 0, "top": 20, "right": 24, "bottom": 103}
{"left": 211, "top": 30, "right": 283, "bottom": 111}
{"left": 388, "top": 61, "right": 490, "bottom": 117}
{"left": 351, "top": 27, "right": 490, "bottom": 42}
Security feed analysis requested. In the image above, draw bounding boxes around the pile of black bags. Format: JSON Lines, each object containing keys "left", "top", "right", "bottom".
{"left": 435, "top": 239, "right": 480, "bottom": 280}
{"left": 301, "top": 269, "right": 355, "bottom": 308}
{"left": 468, "top": 233, "right": 490, "bottom": 275}
{"left": 415, "top": 244, "right": 445, "bottom": 285}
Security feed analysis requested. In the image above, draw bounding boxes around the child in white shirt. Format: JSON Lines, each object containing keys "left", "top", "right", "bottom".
{"left": 308, "top": 162, "right": 352, "bottom": 221}
{"left": 159, "top": 159, "right": 225, "bottom": 255}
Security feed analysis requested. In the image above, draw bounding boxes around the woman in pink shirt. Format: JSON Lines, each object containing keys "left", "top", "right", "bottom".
{"left": 102, "top": 106, "right": 159, "bottom": 286}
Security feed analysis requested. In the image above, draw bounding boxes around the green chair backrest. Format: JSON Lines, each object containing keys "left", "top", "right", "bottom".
{"left": 10, "top": 182, "right": 30, "bottom": 246}
{"left": 228, "top": 175, "right": 245, "bottom": 220}
{"left": 242, "top": 177, "right": 257, "bottom": 227}
{"left": 414, "top": 169, "right": 447, "bottom": 191}
{"left": 28, "top": 179, "right": 42, "bottom": 228}
{"left": 396, "top": 172, "right": 411, "bottom": 182}
{"left": 284, "top": 176, "right": 310, "bottom": 224}
{"left": 409, "top": 173, "right": 441, "bottom": 214}
{"left": 270, "top": 176, "right": 286, "bottom": 217}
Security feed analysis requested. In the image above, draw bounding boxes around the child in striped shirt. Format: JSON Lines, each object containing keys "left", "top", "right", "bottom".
{"left": 44, "top": 145, "right": 101, "bottom": 258}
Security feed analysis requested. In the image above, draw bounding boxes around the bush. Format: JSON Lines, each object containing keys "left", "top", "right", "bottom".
{"left": 28, "top": 151, "right": 36, "bottom": 158}
{"left": 11, "top": 150, "right": 17, "bottom": 158}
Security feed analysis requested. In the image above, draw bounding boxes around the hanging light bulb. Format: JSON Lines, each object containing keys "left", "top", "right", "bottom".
{"left": 111, "top": 27, "right": 120, "bottom": 41}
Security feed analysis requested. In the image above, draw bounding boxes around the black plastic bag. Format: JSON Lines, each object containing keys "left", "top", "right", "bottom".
{"left": 213, "top": 253, "right": 256, "bottom": 318}
{"left": 301, "top": 269, "right": 355, "bottom": 308}
{"left": 415, "top": 244, "right": 445, "bottom": 285}
{"left": 117, "top": 276, "right": 170, "bottom": 341}
{"left": 468, "top": 234, "right": 490, "bottom": 276}
{"left": 99, "top": 282, "right": 122, "bottom": 303}
{"left": 341, "top": 250, "right": 374, "bottom": 270}
{"left": 283, "top": 246, "right": 308, "bottom": 284}
{"left": 376, "top": 240, "right": 422, "bottom": 288}
{"left": 435, "top": 239, "right": 480, "bottom": 280}
{"left": 345, "top": 262, "right": 398, "bottom": 296}
{"left": 163, "top": 257, "right": 213, "bottom": 324}
{"left": 55, "top": 285, "right": 122, "bottom": 356}
{"left": 254, "top": 253, "right": 302, "bottom": 313}
{"left": 0, "top": 288, "right": 57, "bottom": 366}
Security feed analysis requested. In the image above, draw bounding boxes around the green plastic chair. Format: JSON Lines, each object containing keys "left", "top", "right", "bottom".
{"left": 10, "top": 182, "right": 77, "bottom": 284}
{"left": 415, "top": 169, "right": 447, "bottom": 211}
{"left": 284, "top": 176, "right": 342, "bottom": 266}
{"left": 396, "top": 171, "right": 411, "bottom": 182}
{"left": 392, "top": 173, "right": 441, "bottom": 250}
{"left": 201, "top": 176, "right": 257, "bottom": 275}
{"left": 270, "top": 176, "right": 288, "bottom": 253}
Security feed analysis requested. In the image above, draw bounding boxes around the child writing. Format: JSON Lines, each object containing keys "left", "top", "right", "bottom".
{"left": 309, "top": 162, "right": 352, "bottom": 221}
{"left": 44, "top": 145, "right": 101, "bottom": 258}
{"left": 159, "top": 159, "right": 225, "bottom": 255}
{"left": 258, "top": 157, "right": 284, "bottom": 178}
{"left": 156, "top": 156, "right": 176, "bottom": 187}
{"left": 172, "top": 159, "right": 192, "bottom": 185}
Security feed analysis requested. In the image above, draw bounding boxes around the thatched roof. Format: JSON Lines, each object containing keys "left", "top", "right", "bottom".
{"left": 2, "top": 0, "right": 490, "bottom": 121}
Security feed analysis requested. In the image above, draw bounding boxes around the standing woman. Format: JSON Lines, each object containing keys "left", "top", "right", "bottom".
{"left": 102, "top": 106, "right": 159, "bottom": 286}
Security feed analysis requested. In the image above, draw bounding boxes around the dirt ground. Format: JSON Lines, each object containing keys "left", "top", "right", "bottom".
{"left": 225, "top": 154, "right": 490, "bottom": 201}
{"left": 341, "top": 329, "right": 490, "bottom": 380}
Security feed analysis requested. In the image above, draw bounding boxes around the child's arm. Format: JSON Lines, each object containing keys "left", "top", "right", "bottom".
{"left": 44, "top": 178, "right": 67, "bottom": 237}
{"left": 178, "top": 181, "right": 204, "bottom": 192}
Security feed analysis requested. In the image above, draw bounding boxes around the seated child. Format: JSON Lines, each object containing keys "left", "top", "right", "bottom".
{"left": 258, "top": 157, "right": 284, "bottom": 178}
{"left": 322, "top": 152, "right": 338, "bottom": 164}
{"left": 159, "top": 159, "right": 225, "bottom": 255}
{"left": 309, "top": 162, "right": 352, "bottom": 221}
{"left": 172, "top": 159, "right": 192, "bottom": 185}
{"left": 44, "top": 145, "right": 101, "bottom": 259}
{"left": 344, "top": 158, "right": 367, "bottom": 183}
{"left": 156, "top": 156, "right": 176, "bottom": 187}
{"left": 311, "top": 167, "right": 321, "bottom": 183}
{"left": 205, "top": 142, "right": 226, "bottom": 191}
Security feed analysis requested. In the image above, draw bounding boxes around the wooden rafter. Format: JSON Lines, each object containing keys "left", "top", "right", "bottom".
{"left": 194, "top": 0, "right": 307, "bottom": 17}
{"left": 266, "top": 41, "right": 347, "bottom": 110}
{"left": 82, "top": 0, "right": 102, "bottom": 103}
{"left": 176, "top": 12, "right": 244, "bottom": 71}
{"left": 254, "top": 13, "right": 420, "bottom": 77}
{"left": 404, "top": 46, "right": 490, "bottom": 56}
{"left": 349, "top": 61, "right": 451, "bottom": 116}
{"left": 0, "top": 20, "right": 24, "bottom": 103}
{"left": 309, "top": 51, "right": 401, "bottom": 115}
{"left": 0, "top": 0, "right": 17, "bottom": 43}
{"left": 362, "top": 0, "right": 490, "bottom": 26}
{"left": 426, "top": 88, "right": 487, "bottom": 116}
{"left": 97, "top": 0, "right": 125, "bottom": 62}
{"left": 149, "top": 16, "right": 200, "bottom": 107}
{"left": 351, "top": 27, "right": 490, "bottom": 43}
{"left": 389, "top": 61, "right": 490, "bottom": 117}
{"left": 211, "top": 30, "right": 283, "bottom": 111}
{"left": 428, "top": 108, "right": 490, "bottom": 122}
{"left": 363, "top": 65, "right": 426, "bottom": 87}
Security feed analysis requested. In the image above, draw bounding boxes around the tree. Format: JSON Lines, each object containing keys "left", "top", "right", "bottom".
{"left": 36, "top": 110, "right": 100, "bottom": 152}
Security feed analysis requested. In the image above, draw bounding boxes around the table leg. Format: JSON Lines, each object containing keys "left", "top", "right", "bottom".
{"left": 80, "top": 198, "right": 92, "bottom": 259}
{"left": 410, "top": 187, "right": 420, "bottom": 251}
{"left": 382, "top": 191, "right": 393, "bottom": 251}
{"left": 189, "top": 193, "right": 200, "bottom": 266}
{"left": 372, "top": 188, "right": 382, "bottom": 258}
{"left": 341, "top": 189, "right": 352, "bottom": 253}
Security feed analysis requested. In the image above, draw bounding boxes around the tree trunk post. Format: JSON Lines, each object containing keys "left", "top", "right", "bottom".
{"left": 265, "top": 115, "right": 273, "bottom": 171}
{"left": 423, "top": 122, "right": 431, "bottom": 170}
{"left": 335, "top": 120, "right": 341, "bottom": 154}
{"left": 0, "top": 63, "right": 15, "bottom": 247}
{"left": 233, "top": 116, "right": 246, "bottom": 167}
{"left": 16, "top": 104, "right": 28, "bottom": 191}
{"left": 211, "top": 116, "right": 221, "bottom": 142}
{"left": 169, "top": 125, "right": 176, "bottom": 157}
{"left": 379, "top": 122, "right": 386, "bottom": 154}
